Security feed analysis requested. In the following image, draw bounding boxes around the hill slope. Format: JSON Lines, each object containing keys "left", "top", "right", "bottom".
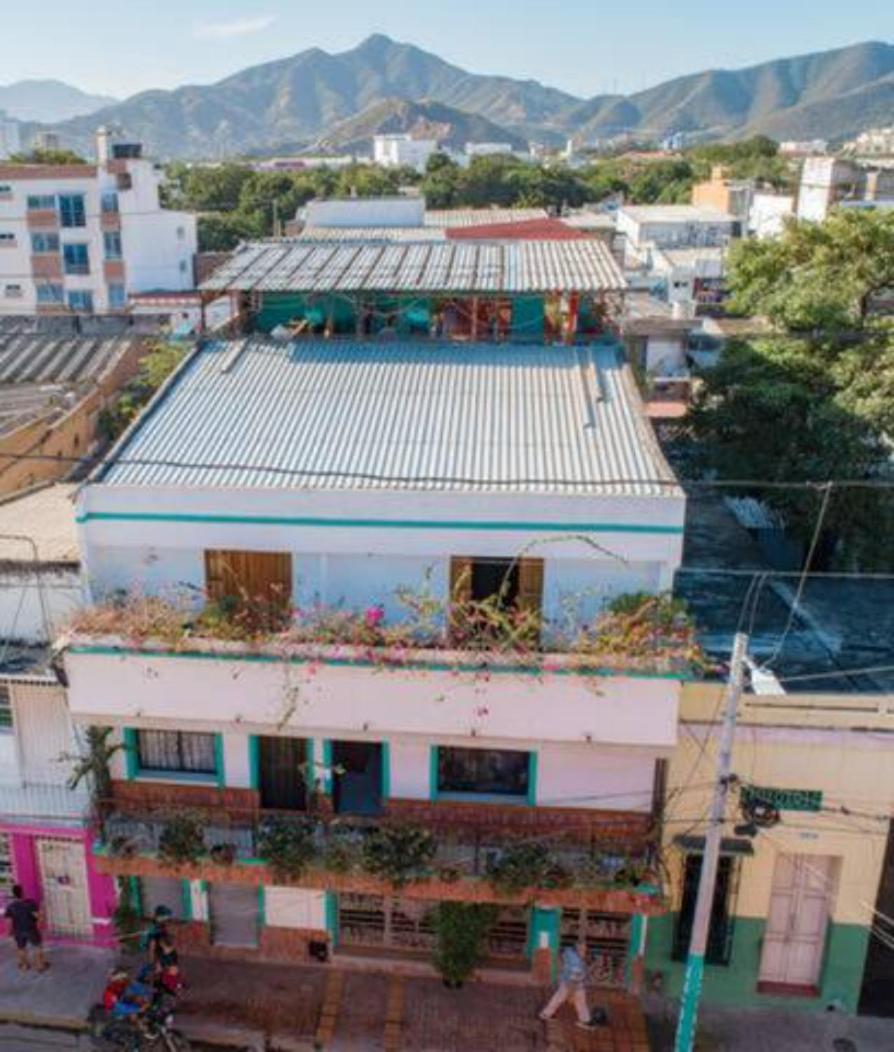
{"left": 0, "top": 79, "right": 116, "bottom": 122}
{"left": 35, "top": 36, "right": 894, "bottom": 159}
{"left": 569, "top": 40, "right": 894, "bottom": 143}
{"left": 316, "top": 97, "right": 527, "bottom": 152}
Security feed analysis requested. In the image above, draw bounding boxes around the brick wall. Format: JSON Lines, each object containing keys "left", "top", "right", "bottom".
{"left": 171, "top": 919, "right": 327, "bottom": 964}
{"left": 111, "top": 779, "right": 259, "bottom": 815}
{"left": 384, "top": 798, "right": 653, "bottom": 847}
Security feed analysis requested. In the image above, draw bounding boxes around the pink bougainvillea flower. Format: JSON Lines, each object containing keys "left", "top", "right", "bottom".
{"left": 365, "top": 604, "right": 385, "bottom": 628}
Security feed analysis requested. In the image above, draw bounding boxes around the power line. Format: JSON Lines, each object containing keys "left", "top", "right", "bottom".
{"left": 760, "top": 482, "right": 833, "bottom": 671}
{"left": 6, "top": 443, "right": 894, "bottom": 494}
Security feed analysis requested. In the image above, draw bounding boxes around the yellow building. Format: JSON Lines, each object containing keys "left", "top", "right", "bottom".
{"left": 646, "top": 682, "right": 894, "bottom": 1013}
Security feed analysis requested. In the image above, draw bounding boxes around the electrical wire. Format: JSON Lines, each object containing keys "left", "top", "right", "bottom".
{"left": 759, "top": 482, "right": 834, "bottom": 671}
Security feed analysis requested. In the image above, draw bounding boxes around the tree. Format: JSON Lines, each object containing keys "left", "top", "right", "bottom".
{"left": 726, "top": 209, "right": 894, "bottom": 331}
{"left": 10, "top": 148, "right": 87, "bottom": 165}
{"left": 689, "top": 336, "right": 894, "bottom": 567}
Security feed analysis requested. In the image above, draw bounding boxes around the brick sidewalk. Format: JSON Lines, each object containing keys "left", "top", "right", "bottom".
{"left": 180, "top": 955, "right": 651, "bottom": 1051}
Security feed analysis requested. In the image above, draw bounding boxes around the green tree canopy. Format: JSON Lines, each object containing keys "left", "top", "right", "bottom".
{"left": 727, "top": 209, "right": 894, "bottom": 331}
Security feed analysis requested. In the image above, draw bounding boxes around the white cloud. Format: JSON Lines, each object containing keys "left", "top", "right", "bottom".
{"left": 194, "top": 16, "right": 276, "bottom": 41}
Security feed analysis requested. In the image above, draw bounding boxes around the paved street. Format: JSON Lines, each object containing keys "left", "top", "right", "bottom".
{"left": 645, "top": 997, "right": 894, "bottom": 1052}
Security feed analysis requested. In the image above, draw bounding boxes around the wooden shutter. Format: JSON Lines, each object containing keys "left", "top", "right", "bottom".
{"left": 517, "top": 557, "right": 544, "bottom": 616}
{"left": 205, "top": 550, "right": 292, "bottom": 605}
{"left": 517, "top": 557, "right": 544, "bottom": 645}
{"left": 448, "top": 557, "right": 473, "bottom": 641}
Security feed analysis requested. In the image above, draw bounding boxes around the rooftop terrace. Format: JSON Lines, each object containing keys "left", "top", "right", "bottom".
{"left": 201, "top": 239, "right": 625, "bottom": 296}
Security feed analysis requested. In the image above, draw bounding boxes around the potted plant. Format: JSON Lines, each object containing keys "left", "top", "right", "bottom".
{"left": 487, "top": 842, "right": 557, "bottom": 896}
{"left": 258, "top": 816, "right": 317, "bottom": 880}
{"left": 157, "top": 812, "right": 206, "bottom": 866}
{"left": 209, "top": 841, "right": 238, "bottom": 866}
{"left": 361, "top": 825, "right": 436, "bottom": 888}
{"left": 433, "top": 903, "right": 498, "bottom": 989}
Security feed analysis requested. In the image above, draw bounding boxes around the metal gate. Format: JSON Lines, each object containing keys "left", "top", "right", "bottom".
{"left": 139, "top": 875, "right": 186, "bottom": 920}
{"left": 35, "top": 837, "right": 92, "bottom": 938}
{"left": 209, "top": 883, "right": 259, "bottom": 948}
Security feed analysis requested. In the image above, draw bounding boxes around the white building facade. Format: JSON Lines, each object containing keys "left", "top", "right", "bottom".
{"left": 61, "top": 336, "right": 690, "bottom": 975}
{"left": 0, "top": 131, "right": 197, "bottom": 315}
{"left": 372, "top": 134, "right": 438, "bottom": 173}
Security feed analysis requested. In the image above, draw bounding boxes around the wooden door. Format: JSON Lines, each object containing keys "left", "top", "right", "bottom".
{"left": 759, "top": 853, "right": 837, "bottom": 989}
{"left": 36, "top": 837, "right": 92, "bottom": 938}
{"left": 258, "top": 736, "right": 307, "bottom": 811}
{"left": 331, "top": 742, "right": 382, "bottom": 815}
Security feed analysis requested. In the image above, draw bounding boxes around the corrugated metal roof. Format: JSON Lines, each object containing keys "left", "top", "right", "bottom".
{"left": 201, "top": 239, "right": 626, "bottom": 294}
{"left": 0, "top": 335, "right": 133, "bottom": 386}
{"left": 424, "top": 208, "right": 548, "bottom": 228}
{"left": 299, "top": 227, "right": 447, "bottom": 242}
{"left": 100, "top": 339, "right": 679, "bottom": 497}
{"left": 0, "top": 335, "right": 141, "bottom": 436}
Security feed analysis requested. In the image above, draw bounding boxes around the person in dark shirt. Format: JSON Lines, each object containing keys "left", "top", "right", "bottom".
{"left": 4, "top": 884, "right": 48, "bottom": 972}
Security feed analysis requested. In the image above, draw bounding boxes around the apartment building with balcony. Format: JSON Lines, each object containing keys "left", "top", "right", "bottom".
{"left": 60, "top": 323, "right": 692, "bottom": 981}
{"left": 0, "top": 129, "right": 196, "bottom": 315}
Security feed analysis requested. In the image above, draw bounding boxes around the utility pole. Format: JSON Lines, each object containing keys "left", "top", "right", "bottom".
{"left": 674, "top": 631, "right": 748, "bottom": 1052}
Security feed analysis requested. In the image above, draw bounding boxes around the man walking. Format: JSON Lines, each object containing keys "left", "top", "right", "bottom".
{"left": 4, "top": 884, "right": 48, "bottom": 972}
{"left": 539, "top": 941, "right": 602, "bottom": 1030}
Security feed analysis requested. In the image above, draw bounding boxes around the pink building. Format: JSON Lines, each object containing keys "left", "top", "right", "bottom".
{"left": 0, "top": 665, "right": 117, "bottom": 947}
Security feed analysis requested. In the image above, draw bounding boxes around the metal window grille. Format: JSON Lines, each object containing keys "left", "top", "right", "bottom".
{"left": 136, "top": 730, "right": 216, "bottom": 774}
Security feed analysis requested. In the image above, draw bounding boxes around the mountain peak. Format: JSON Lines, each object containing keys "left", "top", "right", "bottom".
{"left": 354, "top": 33, "right": 400, "bottom": 53}
{"left": 33, "top": 39, "right": 894, "bottom": 160}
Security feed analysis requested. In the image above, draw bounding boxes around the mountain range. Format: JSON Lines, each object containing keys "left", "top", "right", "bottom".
{"left": 23, "top": 36, "right": 894, "bottom": 159}
{"left": 0, "top": 79, "right": 116, "bottom": 123}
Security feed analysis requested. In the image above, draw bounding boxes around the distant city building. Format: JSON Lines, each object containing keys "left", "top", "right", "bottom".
{"left": 843, "top": 126, "right": 894, "bottom": 158}
{"left": 779, "top": 139, "right": 828, "bottom": 156}
{"left": 691, "top": 165, "right": 753, "bottom": 221}
{"left": 372, "top": 134, "right": 438, "bottom": 172}
{"left": 616, "top": 205, "right": 739, "bottom": 259}
{"left": 748, "top": 192, "right": 795, "bottom": 239}
{"left": 0, "top": 128, "right": 197, "bottom": 315}
{"left": 0, "top": 114, "right": 21, "bottom": 160}
{"left": 31, "top": 131, "right": 61, "bottom": 153}
{"left": 796, "top": 156, "right": 894, "bottom": 222}
{"left": 464, "top": 142, "right": 514, "bottom": 158}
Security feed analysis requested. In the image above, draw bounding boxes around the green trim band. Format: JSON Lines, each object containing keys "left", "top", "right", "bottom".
{"left": 69, "top": 644, "right": 688, "bottom": 682}
{"left": 122, "top": 728, "right": 138, "bottom": 781}
{"left": 527, "top": 751, "right": 538, "bottom": 807}
{"left": 325, "top": 892, "right": 338, "bottom": 947}
{"left": 181, "top": 880, "right": 192, "bottom": 921}
{"left": 380, "top": 741, "right": 391, "bottom": 802}
{"left": 248, "top": 736, "right": 260, "bottom": 791}
{"left": 214, "top": 734, "right": 225, "bottom": 789}
{"left": 76, "top": 510, "right": 683, "bottom": 536}
{"left": 429, "top": 746, "right": 439, "bottom": 801}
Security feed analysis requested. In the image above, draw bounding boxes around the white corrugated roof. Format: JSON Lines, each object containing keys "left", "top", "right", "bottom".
{"left": 202, "top": 239, "right": 626, "bottom": 294}
{"left": 619, "top": 205, "right": 738, "bottom": 224}
{"left": 100, "top": 339, "right": 678, "bottom": 497}
{"left": 424, "top": 208, "right": 548, "bottom": 228}
{"left": 299, "top": 226, "right": 447, "bottom": 242}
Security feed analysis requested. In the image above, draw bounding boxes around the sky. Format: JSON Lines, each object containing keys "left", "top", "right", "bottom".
{"left": 2, "top": 0, "right": 891, "bottom": 100}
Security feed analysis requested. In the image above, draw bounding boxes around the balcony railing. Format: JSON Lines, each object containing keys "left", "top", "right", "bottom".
{"left": 95, "top": 799, "right": 659, "bottom": 903}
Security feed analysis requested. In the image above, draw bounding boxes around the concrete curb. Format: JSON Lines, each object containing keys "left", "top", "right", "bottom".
{"left": 179, "top": 1015, "right": 266, "bottom": 1050}
{"left": 0, "top": 1011, "right": 85, "bottom": 1032}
